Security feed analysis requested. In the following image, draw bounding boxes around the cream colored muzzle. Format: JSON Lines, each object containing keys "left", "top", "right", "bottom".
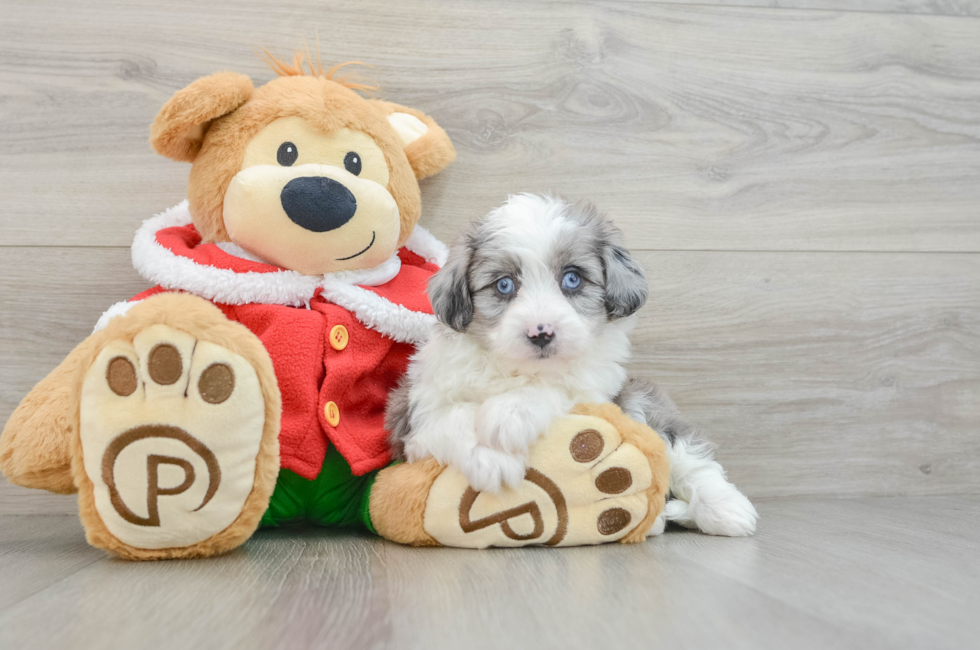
{"left": 223, "top": 163, "right": 400, "bottom": 275}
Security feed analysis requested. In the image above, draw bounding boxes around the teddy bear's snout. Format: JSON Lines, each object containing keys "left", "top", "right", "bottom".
{"left": 280, "top": 176, "right": 358, "bottom": 233}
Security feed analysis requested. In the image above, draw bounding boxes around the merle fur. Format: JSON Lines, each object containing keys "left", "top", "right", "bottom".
{"left": 388, "top": 199, "right": 700, "bottom": 460}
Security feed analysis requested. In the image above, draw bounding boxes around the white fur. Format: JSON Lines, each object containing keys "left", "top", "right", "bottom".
{"left": 662, "top": 437, "right": 758, "bottom": 536}
{"left": 403, "top": 195, "right": 634, "bottom": 492}
{"left": 404, "top": 222, "right": 449, "bottom": 267}
{"left": 93, "top": 299, "right": 141, "bottom": 333}
{"left": 404, "top": 318, "right": 634, "bottom": 492}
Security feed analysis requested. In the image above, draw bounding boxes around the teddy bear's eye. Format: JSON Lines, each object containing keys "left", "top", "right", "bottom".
{"left": 344, "top": 151, "right": 362, "bottom": 176}
{"left": 277, "top": 142, "right": 298, "bottom": 167}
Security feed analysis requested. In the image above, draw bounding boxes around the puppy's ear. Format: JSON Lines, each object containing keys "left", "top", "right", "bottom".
{"left": 603, "top": 241, "right": 648, "bottom": 319}
{"left": 581, "top": 203, "right": 647, "bottom": 319}
{"left": 428, "top": 234, "right": 474, "bottom": 332}
{"left": 150, "top": 72, "right": 254, "bottom": 163}
{"left": 369, "top": 100, "right": 456, "bottom": 180}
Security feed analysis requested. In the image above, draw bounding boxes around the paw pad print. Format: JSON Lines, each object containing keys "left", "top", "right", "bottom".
{"left": 424, "top": 414, "right": 657, "bottom": 548}
{"left": 79, "top": 325, "right": 267, "bottom": 550}
{"left": 105, "top": 343, "right": 236, "bottom": 404}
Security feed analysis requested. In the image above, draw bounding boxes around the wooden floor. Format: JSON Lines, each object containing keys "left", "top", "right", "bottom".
{"left": 0, "top": 496, "right": 976, "bottom": 649}
{"left": 1, "top": 1, "right": 979, "bottom": 648}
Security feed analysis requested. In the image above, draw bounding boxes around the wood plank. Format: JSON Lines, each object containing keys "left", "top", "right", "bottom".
{"left": 657, "top": 0, "right": 980, "bottom": 17}
{"left": 0, "top": 247, "right": 150, "bottom": 427}
{"left": 381, "top": 537, "right": 861, "bottom": 650}
{"left": 1, "top": 497, "right": 977, "bottom": 648}
{"left": 628, "top": 249, "right": 980, "bottom": 498}
{"left": 0, "top": 515, "right": 102, "bottom": 611}
{"left": 0, "top": 479, "right": 78, "bottom": 515}
{"left": 665, "top": 496, "right": 980, "bottom": 648}
{"left": 0, "top": 526, "right": 391, "bottom": 648}
{"left": 2, "top": 246, "right": 978, "bottom": 505}
{"left": 1, "top": 1, "right": 979, "bottom": 251}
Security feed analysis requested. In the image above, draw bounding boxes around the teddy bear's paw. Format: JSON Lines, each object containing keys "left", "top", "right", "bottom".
{"left": 422, "top": 412, "right": 663, "bottom": 548}
{"left": 78, "top": 324, "right": 269, "bottom": 555}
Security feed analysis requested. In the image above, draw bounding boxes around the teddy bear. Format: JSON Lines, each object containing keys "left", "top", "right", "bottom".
{"left": 0, "top": 52, "right": 670, "bottom": 559}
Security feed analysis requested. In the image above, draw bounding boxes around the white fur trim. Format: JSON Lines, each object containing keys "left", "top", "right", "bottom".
{"left": 215, "top": 241, "right": 270, "bottom": 264}
{"left": 320, "top": 280, "right": 437, "bottom": 345}
{"left": 405, "top": 224, "right": 448, "bottom": 267}
{"left": 93, "top": 300, "right": 141, "bottom": 333}
{"left": 323, "top": 253, "right": 402, "bottom": 287}
{"left": 131, "top": 202, "right": 442, "bottom": 344}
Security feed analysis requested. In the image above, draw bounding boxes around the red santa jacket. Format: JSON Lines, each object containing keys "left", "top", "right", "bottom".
{"left": 95, "top": 202, "right": 446, "bottom": 480}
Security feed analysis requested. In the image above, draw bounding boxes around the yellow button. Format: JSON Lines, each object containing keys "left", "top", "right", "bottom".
{"left": 329, "top": 325, "right": 349, "bottom": 351}
{"left": 324, "top": 401, "right": 340, "bottom": 427}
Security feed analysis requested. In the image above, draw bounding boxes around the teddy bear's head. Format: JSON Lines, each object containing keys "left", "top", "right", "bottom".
{"left": 149, "top": 54, "right": 455, "bottom": 275}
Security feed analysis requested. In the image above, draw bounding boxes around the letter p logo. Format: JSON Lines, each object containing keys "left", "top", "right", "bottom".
{"left": 101, "top": 425, "right": 221, "bottom": 528}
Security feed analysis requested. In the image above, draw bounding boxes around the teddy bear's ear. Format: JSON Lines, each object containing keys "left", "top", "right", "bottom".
{"left": 369, "top": 100, "right": 456, "bottom": 180}
{"left": 150, "top": 72, "right": 254, "bottom": 163}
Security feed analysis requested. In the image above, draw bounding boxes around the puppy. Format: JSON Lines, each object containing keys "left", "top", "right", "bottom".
{"left": 388, "top": 194, "right": 758, "bottom": 536}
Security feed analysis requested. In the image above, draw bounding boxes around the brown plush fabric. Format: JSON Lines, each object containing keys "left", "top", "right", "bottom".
{"left": 68, "top": 293, "right": 282, "bottom": 560}
{"left": 150, "top": 72, "right": 254, "bottom": 163}
{"left": 0, "top": 338, "right": 105, "bottom": 494}
{"left": 368, "top": 99, "right": 457, "bottom": 182}
{"left": 369, "top": 458, "right": 444, "bottom": 547}
{"left": 152, "top": 72, "right": 455, "bottom": 250}
{"left": 571, "top": 403, "right": 671, "bottom": 543}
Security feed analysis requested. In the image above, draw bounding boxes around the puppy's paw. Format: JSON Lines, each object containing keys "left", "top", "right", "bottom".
{"left": 695, "top": 487, "right": 758, "bottom": 537}
{"left": 648, "top": 510, "right": 668, "bottom": 537}
{"left": 476, "top": 396, "right": 538, "bottom": 455}
{"left": 668, "top": 485, "right": 759, "bottom": 537}
{"left": 664, "top": 498, "right": 690, "bottom": 522}
{"left": 460, "top": 446, "right": 526, "bottom": 494}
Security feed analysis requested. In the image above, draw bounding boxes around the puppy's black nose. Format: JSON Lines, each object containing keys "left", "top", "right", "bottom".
{"left": 280, "top": 176, "right": 357, "bottom": 233}
{"left": 528, "top": 324, "right": 555, "bottom": 349}
{"left": 528, "top": 333, "right": 553, "bottom": 348}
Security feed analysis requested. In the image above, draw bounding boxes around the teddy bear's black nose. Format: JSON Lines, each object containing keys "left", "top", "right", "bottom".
{"left": 280, "top": 176, "right": 357, "bottom": 233}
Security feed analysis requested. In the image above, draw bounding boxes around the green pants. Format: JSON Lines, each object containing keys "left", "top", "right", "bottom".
{"left": 259, "top": 445, "right": 379, "bottom": 533}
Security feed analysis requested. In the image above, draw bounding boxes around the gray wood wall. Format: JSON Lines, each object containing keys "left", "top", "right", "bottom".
{"left": 2, "top": 0, "right": 978, "bottom": 513}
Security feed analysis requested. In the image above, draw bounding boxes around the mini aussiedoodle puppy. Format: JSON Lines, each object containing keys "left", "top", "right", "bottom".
{"left": 387, "top": 194, "right": 757, "bottom": 536}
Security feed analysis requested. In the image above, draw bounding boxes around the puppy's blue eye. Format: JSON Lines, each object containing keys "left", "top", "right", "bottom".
{"left": 496, "top": 277, "right": 515, "bottom": 295}
{"left": 561, "top": 271, "right": 582, "bottom": 291}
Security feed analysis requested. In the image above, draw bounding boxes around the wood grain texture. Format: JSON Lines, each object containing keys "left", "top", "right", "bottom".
{"left": 2, "top": 247, "right": 977, "bottom": 503}
{"left": 1, "top": 0, "right": 979, "bottom": 250}
{"left": 660, "top": 0, "right": 980, "bottom": 17}
{"left": 629, "top": 249, "right": 980, "bottom": 497}
{"left": 1, "top": 497, "right": 978, "bottom": 649}
{"left": 0, "top": 478, "right": 77, "bottom": 515}
{"left": 0, "top": 515, "right": 101, "bottom": 610}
